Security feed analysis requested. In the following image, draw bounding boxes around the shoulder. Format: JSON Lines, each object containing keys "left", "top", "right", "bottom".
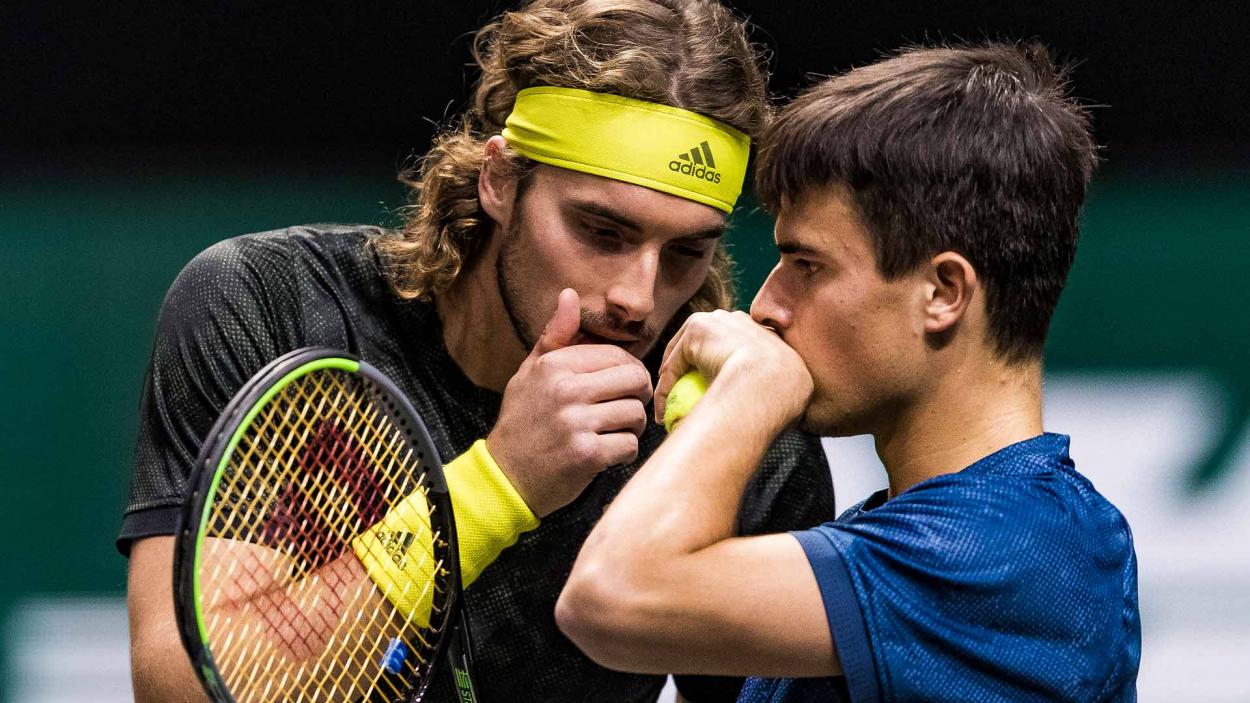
{"left": 163, "top": 223, "right": 387, "bottom": 319}
{"left": 790, "top": 449, "right": 1140, "bottom": 701}
{"left": 177, "top": 223, "right": 383, "bottom": 286}
{"left": 850, "top": 468, "right": 1119, "bottom": 544}
{"left": 150, "top": 223, "right": 394, "bottom": 381}
{"left": 811, "top": 466, "right": 1136, "bottom": 601}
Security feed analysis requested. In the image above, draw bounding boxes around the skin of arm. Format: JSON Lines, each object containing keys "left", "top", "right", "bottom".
{"left": 556, "top": 310, "right": 842, "bottom": 678}
{"left": 128, "top": 439, "right": 536, "bottom": 701}
{"left": 129, "top": 536, "right": 210, "bottom": 703}
{"left": 130, "top": 535, "right": 399, "bottom": 703}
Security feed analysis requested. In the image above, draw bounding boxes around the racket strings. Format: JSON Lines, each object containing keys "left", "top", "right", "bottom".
{"left": 199, "top": 369, "right": 451, "bottom": 702}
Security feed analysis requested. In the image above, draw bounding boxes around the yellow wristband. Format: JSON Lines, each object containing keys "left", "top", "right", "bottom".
{"left": 352, "top": 440, "right": 539, "bottom": 625}
{"left": 446, "top": 439, "right": 541, "bottom": 585}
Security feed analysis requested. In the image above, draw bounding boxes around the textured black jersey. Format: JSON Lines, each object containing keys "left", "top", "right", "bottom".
{"left": 119, "top": 224, "right": 836, "bottom": 702}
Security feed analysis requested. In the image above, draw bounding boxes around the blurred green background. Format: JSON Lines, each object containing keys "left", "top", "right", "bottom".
{"left": 3, "top": 164, "right": 1247, "bottom": 623}
{"left": 4, "top": 0, "right": 1250, "bottom": 700}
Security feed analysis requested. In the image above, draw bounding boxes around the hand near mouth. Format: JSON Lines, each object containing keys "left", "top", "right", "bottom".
{"left": 487, "top": 289, "right": 656, "bottom": 516}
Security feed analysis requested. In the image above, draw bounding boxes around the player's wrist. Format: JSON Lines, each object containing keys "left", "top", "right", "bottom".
{"left": 445, "top": 440, "right": 540, "bottom": 584}
{"left": 713, "top": 357, "right": 809, "bottom": 434}
{"left": 354, "top": 439, "right": 539, "bottom": 623}
{"left": 482, "top": 432, "right": 541, "bottom": 515}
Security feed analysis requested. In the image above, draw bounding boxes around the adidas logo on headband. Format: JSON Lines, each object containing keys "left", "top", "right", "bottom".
{"left": 669, "top": 141, "right": 723, "bottom": 184}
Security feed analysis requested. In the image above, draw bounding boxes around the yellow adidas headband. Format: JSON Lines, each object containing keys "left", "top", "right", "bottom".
{"left": 501, "top": 87, "right": 751, "bottom": 213}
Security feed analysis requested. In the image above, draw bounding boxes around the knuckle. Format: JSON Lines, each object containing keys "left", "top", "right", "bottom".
{"left": 553, "top": 377, "right": 580, "bottom": 404}
{"left": 610, "top": 346, "right": 637, "bottom": 366}
{"left": 618, "top": 435, "right": 640, "bottom": 463}
{"left": 629, "top": 366, "right": 652, "bottom": 392}
{"left": 629, "top": 403, "right": 648, "bottom": 432}
{"left": 530, "top": 353, "right": 553, "bottom": 375}
{"left": 568, "top": 434, "right": 598, "bottom": 468}
{"left": 555, "top": 405, "right": 583, "bottom": 432}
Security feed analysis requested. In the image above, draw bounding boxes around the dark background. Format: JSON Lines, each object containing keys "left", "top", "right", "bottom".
{"left": 5, "top": 1, "right": 1249, "bottom": 166}
{"left": 2, "top": 2, "right": 1248, "bottom": 699}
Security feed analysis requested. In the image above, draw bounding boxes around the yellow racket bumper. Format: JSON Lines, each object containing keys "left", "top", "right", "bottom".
{"left": 352, "top": 439, "right": 539, "bottom": 626}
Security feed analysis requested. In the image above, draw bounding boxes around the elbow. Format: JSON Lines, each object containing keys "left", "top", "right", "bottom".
{"left": 554, "top": 569, "right": 612, "bottom": 662}
{"left": 556, "top": 561, "right": 663, "bottom": 672}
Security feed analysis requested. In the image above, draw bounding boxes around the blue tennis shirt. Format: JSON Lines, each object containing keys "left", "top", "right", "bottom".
{"left": 739, "top": 433, "right": 1140, "bottom": 702}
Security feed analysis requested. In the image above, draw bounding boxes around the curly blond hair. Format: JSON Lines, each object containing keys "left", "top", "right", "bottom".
{"left": 376, "top": 0, "right": 771, "bottom": 315}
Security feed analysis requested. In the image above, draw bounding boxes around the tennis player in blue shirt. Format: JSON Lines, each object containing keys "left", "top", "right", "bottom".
{"left": 557, "top": 42, "right": 1140, "bottom": 702}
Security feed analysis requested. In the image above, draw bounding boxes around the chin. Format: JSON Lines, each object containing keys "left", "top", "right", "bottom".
{"left": 798, "top": 396, "right": 862, "bottom": 437}
{"left": 797, "top": 406, "right": 837, "bottom": 436}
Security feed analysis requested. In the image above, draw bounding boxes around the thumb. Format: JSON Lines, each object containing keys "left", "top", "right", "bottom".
{"left": 531, "top": 288, "right": 581, "bottom": 357}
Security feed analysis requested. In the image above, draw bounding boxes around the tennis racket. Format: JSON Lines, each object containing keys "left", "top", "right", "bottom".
{"left": 173, "top": 347, "right": 480, "bottom": 703}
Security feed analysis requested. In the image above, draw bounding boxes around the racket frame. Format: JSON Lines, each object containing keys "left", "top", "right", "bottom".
{"left": 173, "top": 347, "right": 466, "bottom": 703}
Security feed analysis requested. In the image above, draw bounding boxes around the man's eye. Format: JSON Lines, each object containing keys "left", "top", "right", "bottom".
{"left": 580, "top": 223, "right": 624, "bottom": 250}
{"left": 795, "top": 259, "right": 820, "bottom": 275}
{"left": 671, "top": 244, "right": 710, "bottom": 259}
{"left": 582, "top": 223, "right": 621, "bottom": 241}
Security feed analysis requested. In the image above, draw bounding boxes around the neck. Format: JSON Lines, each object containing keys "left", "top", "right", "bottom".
{"left": 435, "top": 237, "right": 529, "bottom": 393}
{"left": 874, "top": 357, "right": 1043, "bottom": 497}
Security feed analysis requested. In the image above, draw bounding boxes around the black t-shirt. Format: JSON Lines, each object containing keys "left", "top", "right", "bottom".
{"left": 120, "top": 224, "right": 836, "bottom": 702}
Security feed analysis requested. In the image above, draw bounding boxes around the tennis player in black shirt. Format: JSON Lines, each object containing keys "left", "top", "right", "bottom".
{"left": 122, "top": 2, "right": 834, "bottom": 701}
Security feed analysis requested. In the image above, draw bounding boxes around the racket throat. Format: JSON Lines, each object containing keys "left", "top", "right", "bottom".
{"left": 448, "top": 620, "right": 480, "bottom": 703}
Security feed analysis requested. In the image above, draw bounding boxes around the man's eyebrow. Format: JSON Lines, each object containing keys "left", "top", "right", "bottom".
{"left": 676, "top": 224, "right": 727, "bottom": 241}
{"left": 777, "top": 240, "right": 824, "bottom": 257}
{"left": 570, "top": 199, "right": 726, "bottom": 240}
{"left": 569, "top": 200, "right": 642, "bottom": 232}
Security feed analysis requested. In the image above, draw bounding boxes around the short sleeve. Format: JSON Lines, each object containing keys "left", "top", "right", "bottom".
{"left": 117, "top": 236, "right": 305, "bottom": 554}
{"left": 791, "top": 474, "right": 1137, "bottom": 702}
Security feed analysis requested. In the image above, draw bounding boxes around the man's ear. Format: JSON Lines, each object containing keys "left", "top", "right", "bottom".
{"left": 479, "top": 135, "right": 519, "bottom": 227}
{"left": 923, "top": 251, "right": 977, "bottom": 335}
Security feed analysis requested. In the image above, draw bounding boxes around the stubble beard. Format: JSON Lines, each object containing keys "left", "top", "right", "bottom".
{"left": 495, "top": 217, "right": 662, "bottom": 357}
{"left": 496, "top": 218, "right": 542, "bottom": 353}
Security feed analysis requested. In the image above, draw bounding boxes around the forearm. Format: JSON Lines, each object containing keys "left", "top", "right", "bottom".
{"left": 131, "top": 606, "right": 209, "bottom": 703}
{"left": 183, "top": 441, "right": 535, "bottom": 698}
{"left": 579, "top": 377, "right": 780, "bottom": 569}
{"left": 558, "top": 313, "right": 838, "bottom": 676}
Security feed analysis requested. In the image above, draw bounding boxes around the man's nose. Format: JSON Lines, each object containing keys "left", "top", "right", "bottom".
{"left": 750, "top": 265, "right": 791, "bottom": 332}
{"left": 606, "top": 251, "right": 659, "bottom": 322}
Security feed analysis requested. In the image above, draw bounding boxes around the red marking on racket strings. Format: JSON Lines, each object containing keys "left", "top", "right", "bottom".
{"left": 261, "top": 418, "right": 393, "bottom": 571}
{"left": 240, "top": 553, "right": 364, "bottom": 661}
{"left": 243, "top": 416, "right": 420, "bottom": 657}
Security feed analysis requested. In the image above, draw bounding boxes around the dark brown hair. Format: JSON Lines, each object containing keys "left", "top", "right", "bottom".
{"left": 756, "top": 42, "right": 1098, "bottom": 363}
{"left": 376, "top": 0, "right": 772, "bottom": 316}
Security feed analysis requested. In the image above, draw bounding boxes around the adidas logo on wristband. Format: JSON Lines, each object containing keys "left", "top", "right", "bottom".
{"left": 376, "top": 527, "right": 417, "bottom": 569}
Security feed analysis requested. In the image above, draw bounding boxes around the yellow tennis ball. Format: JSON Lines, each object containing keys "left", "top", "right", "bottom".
{"left": 663, "top": 370, "right": 709, "bottom": 432}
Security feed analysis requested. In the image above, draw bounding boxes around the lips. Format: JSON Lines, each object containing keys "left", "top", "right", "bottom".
{"left": 577, "top": 329, "right": 640, "bottom": 346}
